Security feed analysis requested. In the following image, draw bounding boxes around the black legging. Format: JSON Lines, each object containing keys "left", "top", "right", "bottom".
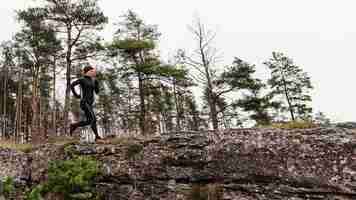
{"left": 71, "top": 101, "right": 99, "bottom": 138}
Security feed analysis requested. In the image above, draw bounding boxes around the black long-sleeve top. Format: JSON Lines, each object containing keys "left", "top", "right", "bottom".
{"left": 70, "top": 75, "right": 99, "bottom": 105}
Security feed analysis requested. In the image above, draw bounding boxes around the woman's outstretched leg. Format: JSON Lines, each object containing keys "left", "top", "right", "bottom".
{"left": 70, "top": 101, "right": 93, "bottom": 136}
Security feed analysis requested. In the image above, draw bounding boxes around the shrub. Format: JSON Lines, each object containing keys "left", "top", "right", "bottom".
{"left": 26, "top": 184, "right": 45, "bottom": 200}
{"left": 126, "top": 143, "right": 143, "bottom": 159}
{"left": 26, "top": 156, "right": 102, "bottom": 200}
{"left": 64, "top": 143, "right": 80, "bottom": 158}
{"left": 1, "top": 177, "right": 15, "bottom": 198}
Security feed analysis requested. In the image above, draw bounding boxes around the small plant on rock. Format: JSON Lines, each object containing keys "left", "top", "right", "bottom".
{"left": 1, "top": 177, "right": 15, "bottom": 199}
{"left": 26, "top": 156, "right": 102, "bottom": 200}
{"left": 126, "top": 143, "right": 143, "bottom": 159}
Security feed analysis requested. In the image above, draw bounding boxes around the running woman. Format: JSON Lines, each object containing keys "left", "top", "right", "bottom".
{"left": 69, "top": 66, "right": 101, "bottom": 140}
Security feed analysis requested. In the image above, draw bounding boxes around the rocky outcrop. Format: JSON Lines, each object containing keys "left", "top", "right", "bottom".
{"left": 335, "top": 122, "right": 356, "bottom": 129}
{"left": 0, "top": 127, "right": 356, "bottom": 199}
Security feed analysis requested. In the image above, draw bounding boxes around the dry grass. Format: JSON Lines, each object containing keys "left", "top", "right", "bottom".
{"left": 189, "top": 183, "right": 224, "bottom": 200}
{"left": 266, "top": 120, "right": 318, "bottom": 129}
{"left": 351, "top": 129, "right": 356, "bottom": 137}
{"left": 0, "top": 140, "right": 33, "bottom": 153}
{"left": 107, "top": 136, "right": 139, "bottom": 145}
{"left": 0, "top": 133, "right": 157, "bottom": 153}
{"left": 47, "top": 136, "right": 78, "bottom": 146}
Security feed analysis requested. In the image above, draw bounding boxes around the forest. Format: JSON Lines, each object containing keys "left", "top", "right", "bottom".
{"left": 0, "top": 0, "right": 325, "bottom": 144}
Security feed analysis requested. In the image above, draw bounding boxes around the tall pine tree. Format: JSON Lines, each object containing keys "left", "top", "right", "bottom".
{"left": 108, "top": 10, "right": 186, "bottom": 135}
{"left": 18, "top": 0, "right": 108, "bottom": 135}
{"left": 264, "top": 52, "right": 313, "bottom": 121}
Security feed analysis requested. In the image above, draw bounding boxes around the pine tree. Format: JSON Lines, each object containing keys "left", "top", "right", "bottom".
{"left": 264, "top": 52, "right": 313, "bottom": 121}
{"left": 15, "top": 11, "right": 62, "bottom": 143}
{"left": 18, "top": 0, "right": 108, "bottom": 135}
{"left": 236, "top": 81, "right": 281, "bottom": 126}
{"left": 0, "top": 41, "right": 17, "bottom": 139}
{"left": 108, "top": 10, "right": 186, "bottom": 135}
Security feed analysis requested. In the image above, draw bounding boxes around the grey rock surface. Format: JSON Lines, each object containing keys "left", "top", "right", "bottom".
{"left": 0, "top": 128, "right": 355, "bottom": 199}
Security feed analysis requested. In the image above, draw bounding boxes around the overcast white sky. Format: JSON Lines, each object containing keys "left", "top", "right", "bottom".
{"left": 2, "top": 0, "right": 356, "bottom": 122}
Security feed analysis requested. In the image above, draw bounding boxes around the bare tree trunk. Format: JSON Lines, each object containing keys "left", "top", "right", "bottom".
{"left": 126, "top": 83, "right": 134, "bottom": 134}
{"left": 31, "top": 63, "right": 40, "bottom": 144}
{"left": 63, "top": 26, "right": 73, "bottom": 136}
{"left": 24, "top": 103, "right": 28, "bottom": 143}
{"left": 15, "top": 67, "right": 24, "bottom": 143}
{"left": 31, "top": 92, "right": 40, "bottom": 143}
{"left": 2, "top": 64, "right": 8, "bottom": 138}
{"left": 207, "top": 88, "right": 218, "bottom": 130}
{"left": 186, "top": 18, "right": 220, "bottom": 131}
{"left": 138, "top": 73, "right": 146, "bottom": 135}
{"left": 281, "top": 71, "right": 295, "bottom": 121}
{"left": 52, "top": 56, "right": 57, "bottom": 136}
{"left": 39, "top": 89, "right": 43, "bottom": 140}
{"left": 173, "top": 80, "right": 182, "bottom": 131}
{"left": 200, "top": 42, "right": 218, "bottom": 130}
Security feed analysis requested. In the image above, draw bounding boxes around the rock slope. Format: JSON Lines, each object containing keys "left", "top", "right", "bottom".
{"left": 0, "top": 128, "right": 355, "bottom": 199}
